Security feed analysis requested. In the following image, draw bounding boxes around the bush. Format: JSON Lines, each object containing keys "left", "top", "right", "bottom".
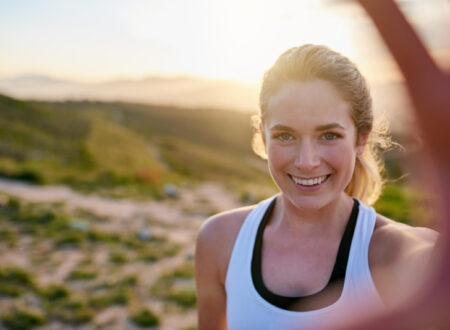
{"left": 109, "top": 251, "right": 127, "bottom": 264}
{"left": 137, "top": 241, "right": 180, "bottom": 262}
{"left": 54, "top": 231, "right": 85, "bottom": 248}
{"left": 51, "top": 299, "right": 94, "bottom": 325}
{"left": 374, "top": 184, "right": 418, "bottom": 225}
{"left": 16, "top": 210, "right": 57, "bottom": 225}
{"left": 10, "top": 170, "right": 44, "bottom": 184}
{"left": 67, "top": 269, "right": 97, "bottom": 280}
{"left": 0, "top": 228, "right": 17, "bottom": 247}
{"left": 38, "top": 284, "right": 70, "bottom": 301}
{"left": 167, "top": 288, "right": 197, "bottom": 308}
{"left": 129, "top": 307, "right": 160, "bottom": 327}
{"left": 87, "top": 230, "right": 120, "bottom": 243}
{"left": 0, "top": 267, "right": 35, "bottom": 288}
{"left": 87, "top": 288, "right": 129, "bottom": 309}
{"left": 150, "top": 262, "right": 197, "bottom": 309}
{"left": 0, "top": 283, "right": 23, "bottom": 297}
{"left": 1, "top": 307, "right": 46, "bottom": 330}
{"left": 172, "top": 262, "right": 195, "bottom": 279}
{"left": 6, "top": 197, "right": 21, "bottom": 211}
{"left": 94, "top": 275, "right": 138, "bottom": 290}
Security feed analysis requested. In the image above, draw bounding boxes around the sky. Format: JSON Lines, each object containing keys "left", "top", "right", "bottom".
{"left": 0, "top": 0, "right": 449, "bottom": 86}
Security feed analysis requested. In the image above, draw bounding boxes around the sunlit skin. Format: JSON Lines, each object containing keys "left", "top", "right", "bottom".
{"left": 263, "top": 80, "right": 364, "bottom": 222}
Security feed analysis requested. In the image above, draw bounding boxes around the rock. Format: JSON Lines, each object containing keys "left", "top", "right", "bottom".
{"left": 164, "top": 183, "right": 178, "bottom": 198}
{"left": 137, "top": 228, "right": 152, "bottom": 241}
{"left": 69, "top": 219, "right": 90, "bottom": 231}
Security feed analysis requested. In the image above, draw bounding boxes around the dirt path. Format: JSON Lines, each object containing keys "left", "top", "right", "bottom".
{"left": 0, "top": 178, "right": 242, "bottom": 330}
{"left": 0, "top": 179, "right": 238, "bottom": 222}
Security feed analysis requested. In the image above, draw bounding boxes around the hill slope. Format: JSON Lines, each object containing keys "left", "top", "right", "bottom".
{"left": 0, "top": 94, "right": 271, "bottom": 197}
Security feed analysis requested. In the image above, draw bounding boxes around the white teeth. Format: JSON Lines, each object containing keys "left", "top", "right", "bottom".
{"left": 291, "top": 175, "right": 328, "bottom": 186}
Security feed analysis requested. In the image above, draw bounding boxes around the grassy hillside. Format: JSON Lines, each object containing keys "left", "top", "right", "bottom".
{"left": 0, "top": 94, "right": 272, "bottom": 198}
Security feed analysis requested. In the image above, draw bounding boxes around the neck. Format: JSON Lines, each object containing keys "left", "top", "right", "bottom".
{"left": 270, "top": 193, "right": 354, "bottom": 236}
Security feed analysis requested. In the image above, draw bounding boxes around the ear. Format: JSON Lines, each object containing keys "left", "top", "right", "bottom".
{"left": 356, "top": 133, "right": 369, "bottom": 156}
{"left": 259, "top": 121, "right": 269, "bottom": 155}
{"left": 259, "top": 122, "right": 266, "bottom": 143}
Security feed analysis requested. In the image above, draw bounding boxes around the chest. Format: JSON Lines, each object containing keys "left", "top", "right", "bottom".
{"left": 259, "top": 233, "right": 342, "bottom": 296}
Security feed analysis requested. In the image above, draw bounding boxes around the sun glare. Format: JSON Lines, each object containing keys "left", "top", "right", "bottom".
{"left": 120, "top": 0, "right": 357, "bottom": 84}
{"left": 204, "top": 0, "right": 357, "bottom": 84}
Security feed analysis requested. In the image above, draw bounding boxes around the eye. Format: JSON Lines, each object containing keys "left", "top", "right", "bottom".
{"left": 322, "top": 132, "right": 340, "bottom": 141}
{"left": 274, "top": 133, "right": 294, "bottom": 141}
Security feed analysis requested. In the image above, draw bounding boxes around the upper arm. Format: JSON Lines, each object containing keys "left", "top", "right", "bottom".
{"left": 195, "top": 220, "right": 227, "bottom": 330}
{"left": 195, "top": 208, "right": 252, "bottom": 330}
{"left": 397, "top": 226, "right": 439, "bottom": 285}
{"left": 369, "top": 217, "right": 439, "bottom": 305}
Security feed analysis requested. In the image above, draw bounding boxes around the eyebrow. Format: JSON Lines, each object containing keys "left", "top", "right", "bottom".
{"left": 270, "top": 123, "right": 346, "bottom": 132}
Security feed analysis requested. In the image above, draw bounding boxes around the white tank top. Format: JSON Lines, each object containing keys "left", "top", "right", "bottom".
{"left": 225, "top": 195, "right": 384, "bottom": 330}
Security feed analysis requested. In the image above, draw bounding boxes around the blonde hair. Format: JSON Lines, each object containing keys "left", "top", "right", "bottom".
{"left": 252, "top": 44, "right": 391, "bottom": 205}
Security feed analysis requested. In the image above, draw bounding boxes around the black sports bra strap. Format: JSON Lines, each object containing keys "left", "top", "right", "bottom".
{"left": 251, "top": 197, "right": 360, "bottom": 310}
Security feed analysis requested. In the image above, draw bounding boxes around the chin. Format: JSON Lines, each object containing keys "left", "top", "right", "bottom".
{"left": 282, "top": 192, "right": 335, "bottom": 211}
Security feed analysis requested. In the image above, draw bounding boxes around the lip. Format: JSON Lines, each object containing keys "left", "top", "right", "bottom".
{"left": 288, "top": 174, "right": 331, "bottom": 192}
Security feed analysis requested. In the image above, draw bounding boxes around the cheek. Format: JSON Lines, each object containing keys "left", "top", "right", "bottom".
{"left": 326, "top": 143, "right": 357, "bottom": 173}
{"left": 266, "top": 145, "right": 293, "bottom": 181}
{"left": 267, "top": 144, "right": 293, "bottom": 166}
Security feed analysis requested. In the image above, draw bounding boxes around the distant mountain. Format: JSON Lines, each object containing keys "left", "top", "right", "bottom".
{"left": 0, "top": 73, "right": 421, "bottom": 136}
{"left": 0, "top": 74, "right": 259, "bottom": 113}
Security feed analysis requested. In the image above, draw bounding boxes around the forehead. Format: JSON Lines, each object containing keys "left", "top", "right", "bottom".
{"left": 265, "top": 80, "right": 354, "bottom": 129}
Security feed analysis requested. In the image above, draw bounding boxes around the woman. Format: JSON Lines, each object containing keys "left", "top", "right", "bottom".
{"left": 195, "top": 44, "right": 438, "bottom": 329}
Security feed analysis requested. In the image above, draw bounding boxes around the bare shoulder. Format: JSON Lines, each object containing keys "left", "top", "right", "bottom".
{"left": 370, "top": 214, "right": 439, "bottom": 263}
{"left": 369, "top": 213, "right": 439, "bottom": 304}
{"left": 196, "top": 205, "right": 255, "bottom": 284}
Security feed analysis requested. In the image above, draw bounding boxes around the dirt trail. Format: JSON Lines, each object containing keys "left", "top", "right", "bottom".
{"left": 0, "top": 179, "right": 238, "bottom": 222}
{"left": 0, "top": 178, "right": 242, "bottom": 330}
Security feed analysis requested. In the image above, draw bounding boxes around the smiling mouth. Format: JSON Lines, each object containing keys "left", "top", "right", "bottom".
{"left": 288, "top": 174, "right": 330, "bottom": 187}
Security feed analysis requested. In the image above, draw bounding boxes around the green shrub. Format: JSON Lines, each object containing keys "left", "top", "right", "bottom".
{"left": 109, "top": 251, "right": 128, "bottom": 264}
{"left": 0, "top": 228, "right": 17, "bottom": 247}
{"left": 87, "top": 230, "right": 120, "bottom": 243}
{"left": 138, "top": 249, "right": 160, "bottom": 262}
{"left": 0, "top": 267, "right": 35, "bottom": 288}
{"left": 6, "top": 197, "right": 21, "bottom": 211}
{"left": 1, "top": 307, "right": 46, "bottom": 330}
{"left": 172, "top": 262, "right": 195, "bottom": 279}
{"left": 150, "top": 262, "right": 197, "bottom": 309}
{"left": 167, "top": 288, "right": 197, "bottom": 308}
{"left": 51, "top": 299, "right": 94, "bottom": 325}
{"left": 38, "top": 284, "right": 70, "bottom": 301}
{"left": 122, "top": 238, "right": 144, "bottom": 250}
{"left": 94, "top": 275, "right": 138, "bottom": 290}
{"left": 119, "top": 274, "right": 138, "bottom": 286}
{"left": 0, "top": 283, "right": 23, "bottom": 297}
{"left": 67, "top": 269, "right": 98, "bottom": 280}
{"left": 129, "top": 307, "right": 160, "bottom": 327}
{"left": 87, "top": 288, "right": 129, "bottom": 309}
{"left": 54, "top": 231, "right": 85, "bottom": 248}
{"left": 374, "top": 183, "right": 419, "bottom": 225}
{"left": 18, "top": 210, "right": 57, "bottom": 225}
{"left": 137, "top": 242, "right": 180, "bottom": 262}
{"left": 9, "top": 170, "right": 44, "bottom": 184}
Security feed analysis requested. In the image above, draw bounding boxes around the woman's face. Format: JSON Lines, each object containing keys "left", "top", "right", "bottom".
{"left": 263, "top": 79, "right": 363, "bottom": 210}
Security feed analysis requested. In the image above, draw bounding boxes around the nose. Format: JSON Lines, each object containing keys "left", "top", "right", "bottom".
{"left": 294, "top": 139, "right": 321, "bottom": 171}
